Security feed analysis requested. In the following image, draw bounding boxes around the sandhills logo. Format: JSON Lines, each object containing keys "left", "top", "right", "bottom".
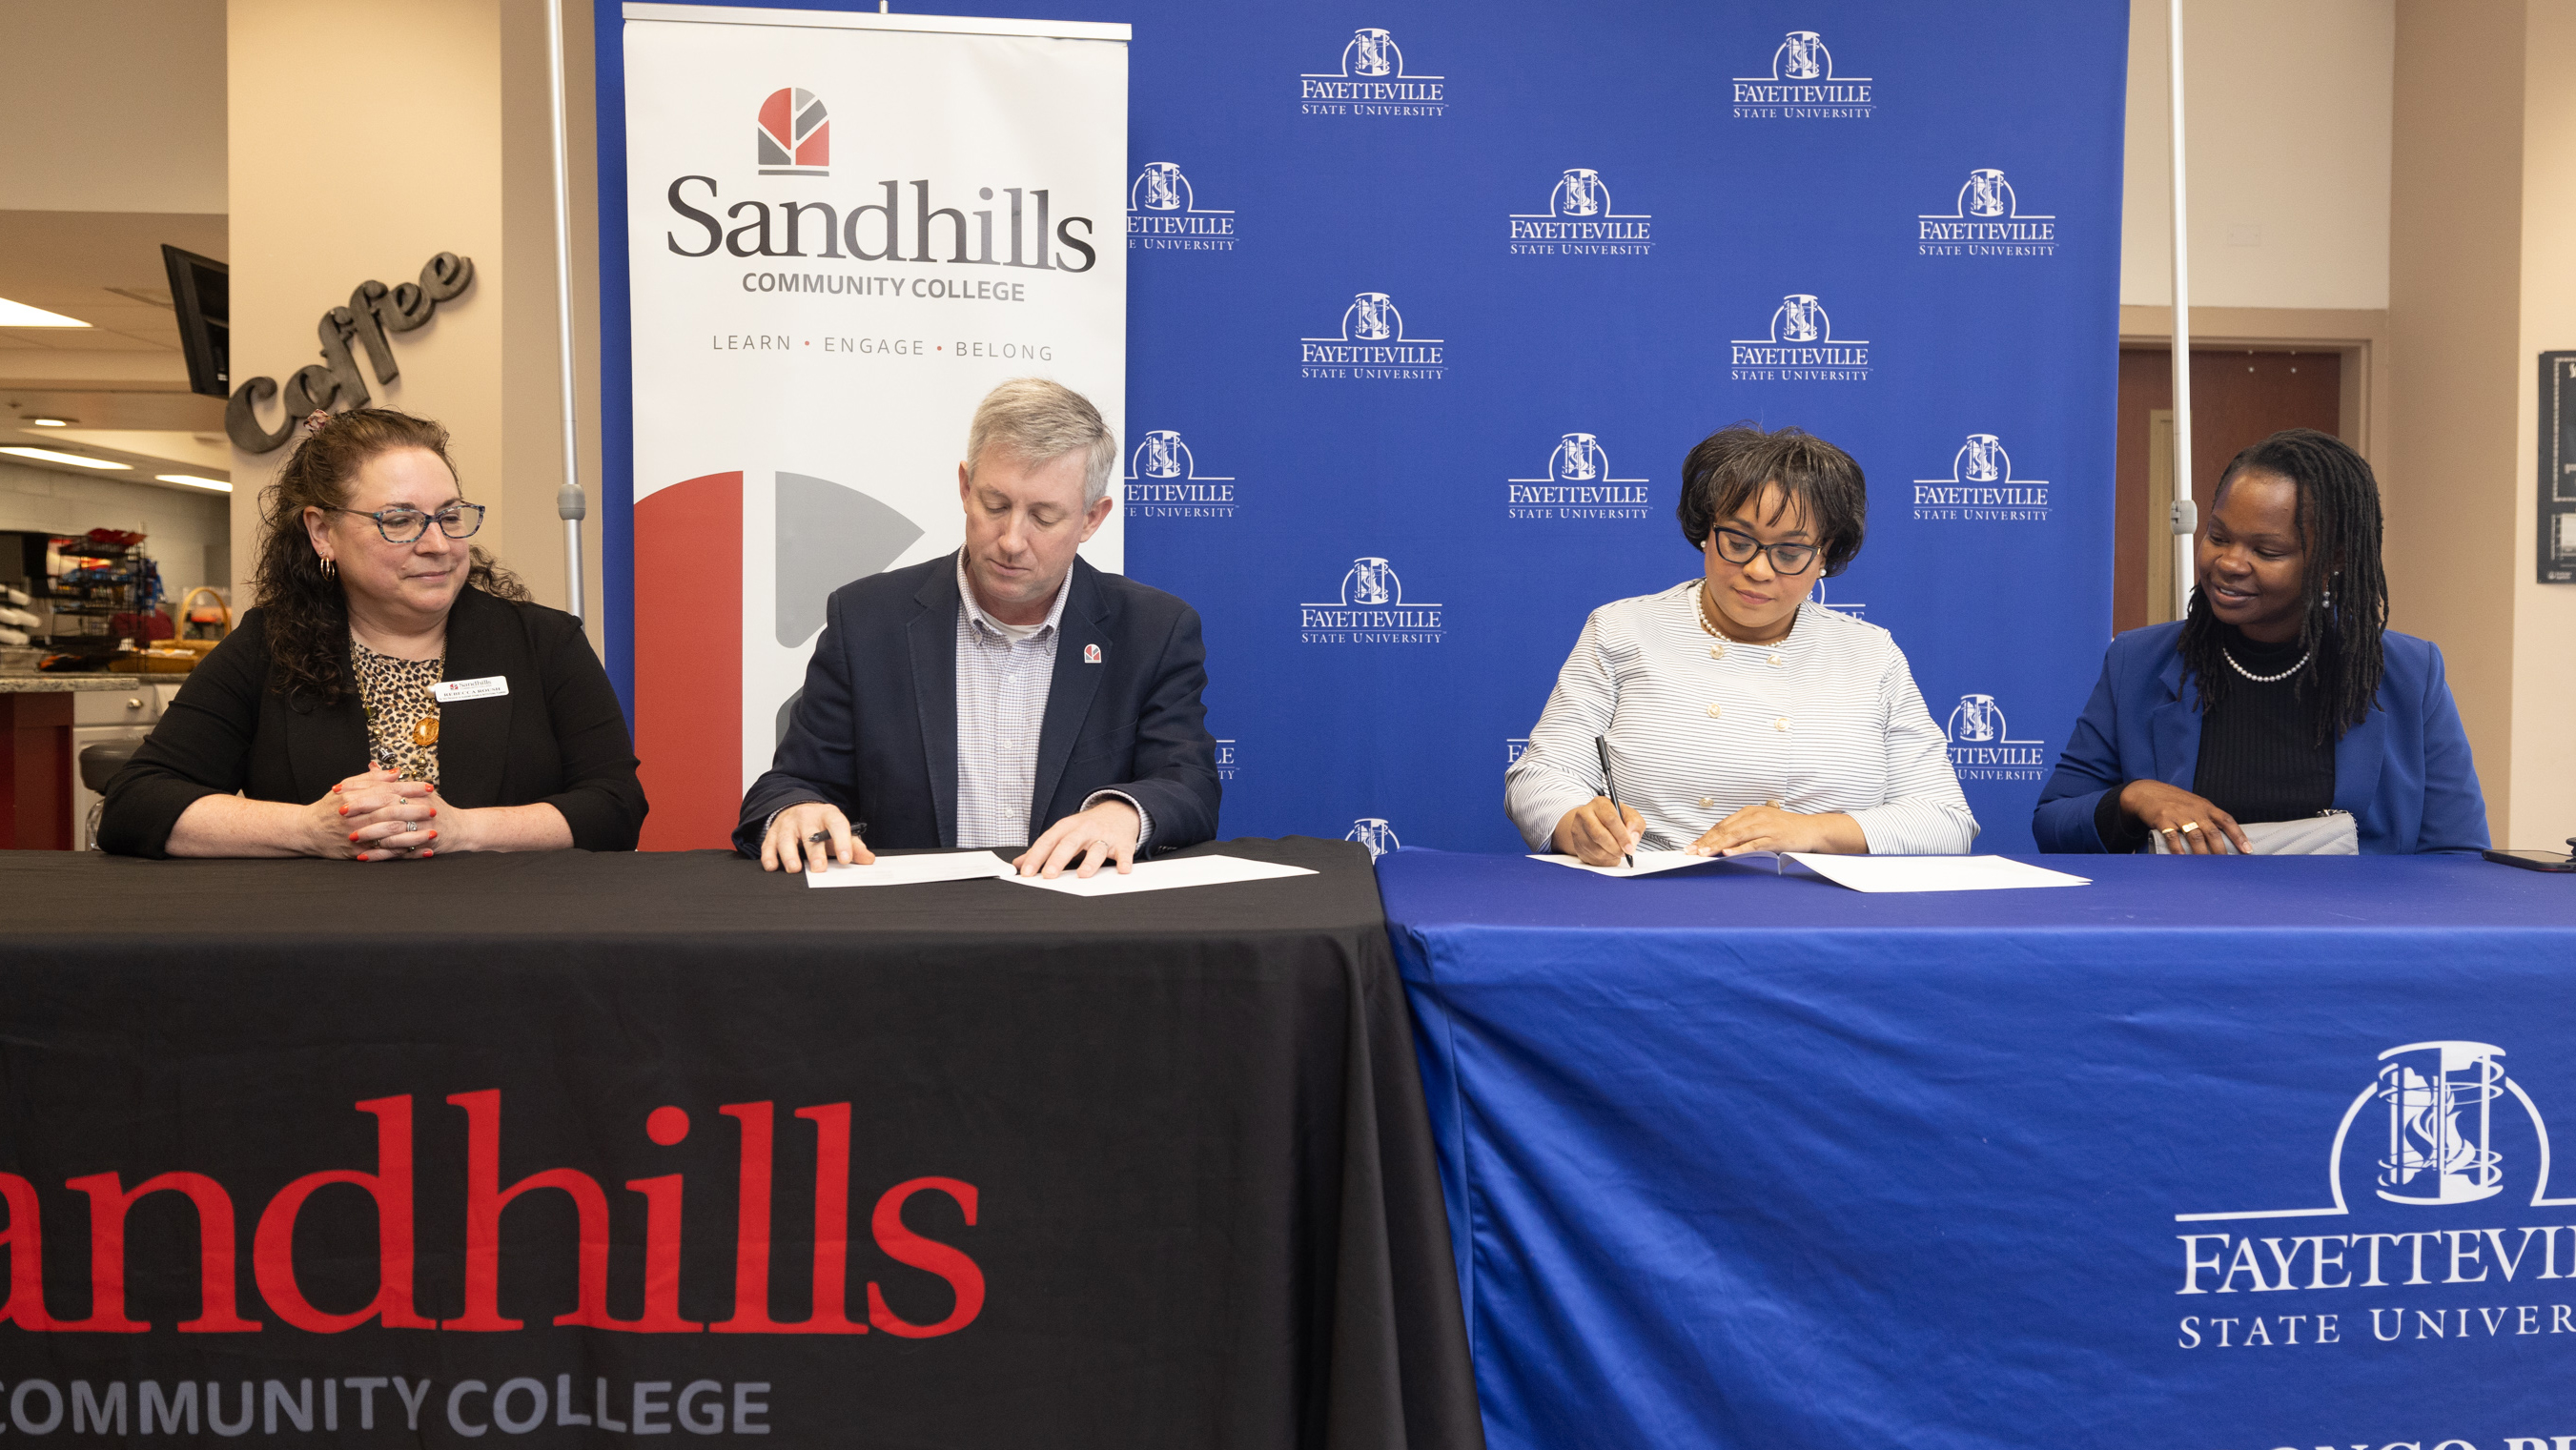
{"left": 1506, "top": 432, "right": 1650, "bottom": 521}
{"left": 1918, "top": 168, "right": 2058, "bottom": 257}
{"left": 1299, "top": 557, "right": 1444, "bottom": 643}
{"left": 1913, "top": 434, "right": 2051, "bottom": 521}
{"left": 1299, "top": 27, "right": 1446, "bottom": 117}
{"left": 1125, "top": 429, "right": 1236, "bottom": 520}
{"left": 1732, "top": 31, "right": 1873, "bottom": 119}
{"left": 1729, "top": 294, "right": 1870, "bottom": 381}
{"left": 1347, "top": 818, "right": 1402, "bottom": 858}
{"left": 1507, "top": 169, "right": 1652, "bottom": 256}
{"left": 1943, "top": 693, "right": 2045, "bottom": 780}
{"left": 1299, "top": 292, "right": 1446, "bottom": 380}
{"left": 756, "top": 87, "right": 829, "bottom": 176}
{"left": 1128, "top": 163, "right": 1236, "bottom": 253}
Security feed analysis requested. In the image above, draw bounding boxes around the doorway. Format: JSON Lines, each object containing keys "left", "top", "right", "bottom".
{"left": 2114, "top": 348, "right": 2344, "bottom": 634}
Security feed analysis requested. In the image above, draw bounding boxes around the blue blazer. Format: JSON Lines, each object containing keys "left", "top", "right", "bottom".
{"left": 2032, "top": 623, "right": 2488, "bottom": 855}
{"left": 734, "top": 553, "right": 1221, "bottom": 854}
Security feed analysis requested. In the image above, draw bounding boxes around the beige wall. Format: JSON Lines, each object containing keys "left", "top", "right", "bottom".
{"left": 2514, "top": 4, "right": 2576, "bottom": 848}
{"left": 0, "top": 0, "right": 227, "bottom": 214}
{"left": 2381, "top": 0, "right": 2576, "bottom": 851}
{"left": 226, "top": 0, "right": 603, "bottom": 641}
{"left": 2121, "top": 0, "right": 2394, "bottom": 310}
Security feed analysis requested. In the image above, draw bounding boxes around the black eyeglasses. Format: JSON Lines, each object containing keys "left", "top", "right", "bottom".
{"left": 1709, "top": 525, "right": 1819, "bottom": 576}
{"left": 334, "top": 502, "right": 486, "bottom": 543}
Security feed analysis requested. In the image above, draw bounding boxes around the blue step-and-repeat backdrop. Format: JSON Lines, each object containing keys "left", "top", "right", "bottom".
{"left": 598, "top": 2, "right": 2130, "bottom": 855}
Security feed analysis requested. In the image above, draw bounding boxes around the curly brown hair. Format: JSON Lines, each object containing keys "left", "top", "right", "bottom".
{"left": 252, "top": 407, "right": 527, "bottom": 705}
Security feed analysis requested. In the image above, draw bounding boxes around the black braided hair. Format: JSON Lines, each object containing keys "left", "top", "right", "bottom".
{"left": 2178, "top": 427, "right": 2387, "bottom": 744}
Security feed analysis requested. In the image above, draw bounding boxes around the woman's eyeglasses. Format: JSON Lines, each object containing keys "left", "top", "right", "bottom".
{"left": 1708, "top": 525, "right": 1819, "bottom": 575}
{"left": 335, "top": 503, "right": 487, "bottom": 543}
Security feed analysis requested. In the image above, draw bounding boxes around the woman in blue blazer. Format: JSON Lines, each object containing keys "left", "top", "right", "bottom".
{"left": 2034, "top": 429, "right": 2487, "bottom": 855}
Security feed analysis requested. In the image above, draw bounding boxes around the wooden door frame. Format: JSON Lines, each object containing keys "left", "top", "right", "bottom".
{"left": 2116, "top": 305, "right": 2388, "bottom": 464}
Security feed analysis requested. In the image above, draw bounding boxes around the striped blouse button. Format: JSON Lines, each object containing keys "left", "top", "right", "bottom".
{"left": 1773, "top": 715, "right": 1790, "bottom": 732}
{"left": 1768, "top": 653, "right": 1785, "bottom": 666}
{"left": 1705, "top": 703, "right": 1723, "bottom": 718}
{"left": 1708, "top": 644, "right": 1726, "bottom": 660}
{"left": 1766, "top": 798, "right": 1781, "bottom": 808}
{"left": 1698, "top": 796, "right": 1716, "bottom": 810}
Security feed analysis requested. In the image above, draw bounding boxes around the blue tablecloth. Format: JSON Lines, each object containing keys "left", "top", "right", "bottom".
{"left": 1380, "top": 849, "right": 2576, "bottom": 1450}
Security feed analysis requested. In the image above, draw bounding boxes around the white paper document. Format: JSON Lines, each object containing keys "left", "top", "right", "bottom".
{"left": 1527, "top": 850, "right": 1782, "bottom": 878}
{"left": 803, "top": 851, "right": 1015, "bottom": 888}
{"left": 999, "top": 854, "right": 1319, "bottom": 897}
{"left": 1781, "top": 853, "right": 2091, "bottom": 893}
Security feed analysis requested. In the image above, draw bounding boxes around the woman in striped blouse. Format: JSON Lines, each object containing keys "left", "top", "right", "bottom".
{"left": 1505, "top": 423, "right": 1977, "bottom": 864}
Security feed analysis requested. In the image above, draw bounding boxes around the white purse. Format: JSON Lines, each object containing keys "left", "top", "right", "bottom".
{"left": 2148, "top": 809, "right": 2358, "bottom": 855}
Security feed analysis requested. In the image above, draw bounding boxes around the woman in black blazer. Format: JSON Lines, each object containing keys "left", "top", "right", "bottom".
{"left": 101, "top": 408, "right": 644, "bottom": 859}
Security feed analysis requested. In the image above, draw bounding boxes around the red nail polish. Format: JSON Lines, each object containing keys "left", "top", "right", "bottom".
{"left": 337, "top": 805, "right": 348, "bottom": 816}
{"left": 425, "top": 830, "right": 437, "bottom": 840}
{"left": 418, "top": 849, "right": 434, "bottom": 859}
{"left": 426, "top": 807, "right": 437, "bottom": 817}
{"left": 331, "top": 784, "right": 343, "bottom": 794}
{"left": 349, "top": 832, "right": 361, "bottom": 843}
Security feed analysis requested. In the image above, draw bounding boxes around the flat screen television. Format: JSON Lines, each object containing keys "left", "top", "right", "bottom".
{"left": 159, "top": 244, "right": 228, "bottom": 399}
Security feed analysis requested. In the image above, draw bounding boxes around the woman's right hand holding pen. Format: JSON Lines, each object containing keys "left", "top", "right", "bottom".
{"left": 1552, "top": 797, "right": 1645, "bottom": 867}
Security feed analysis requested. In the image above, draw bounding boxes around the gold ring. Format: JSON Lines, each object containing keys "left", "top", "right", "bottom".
{"left": 2179, "top": 822, "right": 2201, "bottom": 834}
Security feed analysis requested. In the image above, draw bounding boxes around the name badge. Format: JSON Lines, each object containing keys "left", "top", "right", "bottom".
{"left": 435, "top": 675, "right": 509, "bottom": 703}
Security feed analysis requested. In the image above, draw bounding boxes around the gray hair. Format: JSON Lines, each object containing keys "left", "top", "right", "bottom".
{"left": 965, "top": 378, "right": 1118, "bottom": 506}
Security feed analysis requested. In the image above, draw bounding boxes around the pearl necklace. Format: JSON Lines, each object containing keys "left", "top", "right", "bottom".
{"left": 1697, "top": 582, "right": 1784, "bottom": 646}
{"left": 2221, "top": 644, "right": 2311, "bottom": 684}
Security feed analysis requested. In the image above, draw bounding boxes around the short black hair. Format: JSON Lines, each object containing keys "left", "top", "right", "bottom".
{"left": 1676, "top": 422, "right": 1868, "bottom": 577}
{"left": 2180, "top": 427, "right": 2388, "bottom": 743}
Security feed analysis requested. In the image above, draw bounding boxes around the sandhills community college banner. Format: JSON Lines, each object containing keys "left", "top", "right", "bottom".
{"left": 599, "top": 4, "right": 2123, "bottom": 855}
{"left": 618, "top": 4, "right": 1126, "bottom": 848}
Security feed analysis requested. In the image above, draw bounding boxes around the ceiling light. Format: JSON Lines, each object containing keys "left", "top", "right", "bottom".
{"left": 28, "top": 417, "right": 72, "bottom": 427}
{"left": 0, "top": 298, "right": 92, "bottom": 328}
{"left": 0, "top": 446, "right": 128, "bottom": 470}
{"left": 156, "top": 474, "right": 232, "bottom": 492}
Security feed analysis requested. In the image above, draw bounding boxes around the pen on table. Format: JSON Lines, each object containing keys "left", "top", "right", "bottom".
{"left": 1593, "top": 735, "right": 1633, "bottom": 868}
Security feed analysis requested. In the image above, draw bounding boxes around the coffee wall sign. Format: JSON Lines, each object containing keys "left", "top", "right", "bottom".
{"left": 224, "top": 252, "right": 477, "bottom": 453}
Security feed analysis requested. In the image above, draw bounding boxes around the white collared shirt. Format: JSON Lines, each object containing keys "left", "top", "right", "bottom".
{"left": 951, "top": 551, "right": 1149, "bottom": 851}
{"left": 1504, "top": 582, "right": 1977, "bottom": 855}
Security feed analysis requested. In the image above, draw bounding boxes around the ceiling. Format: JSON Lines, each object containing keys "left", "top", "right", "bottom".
{"left": 0, "top": 209, "right": 230, "bottom": 488}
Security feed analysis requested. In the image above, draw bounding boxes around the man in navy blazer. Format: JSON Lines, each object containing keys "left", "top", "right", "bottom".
{"left": 737, "top": 379, "right": 1219, "bottom": 876}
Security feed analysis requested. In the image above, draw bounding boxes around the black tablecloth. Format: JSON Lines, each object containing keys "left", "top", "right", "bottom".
{"left": 0, "top": 839, "right": 1479, "bottom": 1449}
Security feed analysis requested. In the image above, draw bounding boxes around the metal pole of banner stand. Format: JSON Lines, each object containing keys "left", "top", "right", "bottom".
{"left": 2166, "top": 0, "right": 2197, "bottom": 621}
{"left": 546, "top": 0, "right": 589, "bottom": 621}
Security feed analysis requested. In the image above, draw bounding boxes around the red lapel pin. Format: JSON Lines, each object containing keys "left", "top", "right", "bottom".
{"left": 1083, "top": 643, "right": 1102, "bottom": 664}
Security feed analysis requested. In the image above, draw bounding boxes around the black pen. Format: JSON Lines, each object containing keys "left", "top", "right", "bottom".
{"left": 1594, "top": 735, "right": 1633, "bottom": 868}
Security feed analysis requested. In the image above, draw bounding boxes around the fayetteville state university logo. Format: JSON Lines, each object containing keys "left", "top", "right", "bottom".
{"left": 1213, "top": 738, "right": 1237, "bottom": 782}
{"left": 1299, "top": 28, "right": 1447, "bottom": 117}
{"left": 1347, "top": 818, "right": 1402, "bottom": 858}
{"left": 1918, "top": 167, "right": 2058, "bottom": 257}
{"left": 1809, "top": 576, "right": 1866, "bottom": 621}
{"left": 1300, "top": 292, "right": 1445, "bottom": 380}
{"left": 2169, "top": 1043, "right": 2576, "bottom": 1352}
{"left": 1125, "top": 429, "right": 1236, "bottom": 520}
{"left": 1913, "top": 433, "right": 2052, "bottom": 521}
{"left": 1943, "top": 693, "right": 2045, "bottom": 780}
{"left": 1507, "top": 168, "right": 1652, "bottom": 255}
{"left": 1507, "top": 431, "right": 1650, "bottom": 521}
{"left": 1732, "top": 30, "right": 1873, "bottom": 119}
{"left": 756, "top": 87, "right": 829, "bottom": 176}
{"left": 1128, "top": 162, "right": 1236, "bottom": 252}
{"left": 1300, "top": 557, "right": 1444, "bottom": 644}
{"left": 1730, "top": 294, "right": 1870, "bottom": 382}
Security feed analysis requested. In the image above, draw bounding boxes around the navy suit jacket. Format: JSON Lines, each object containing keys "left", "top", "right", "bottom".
{"left": 2031, "top": 622, "right": 2488, "bottom": 855}
{"left": 734, "top": 553, "right": 1221, "bottom": 854}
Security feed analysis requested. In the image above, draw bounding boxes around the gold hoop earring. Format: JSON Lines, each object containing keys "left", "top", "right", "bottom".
{"left": 319, "top": 557, "right": 337, "bottom": 579}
